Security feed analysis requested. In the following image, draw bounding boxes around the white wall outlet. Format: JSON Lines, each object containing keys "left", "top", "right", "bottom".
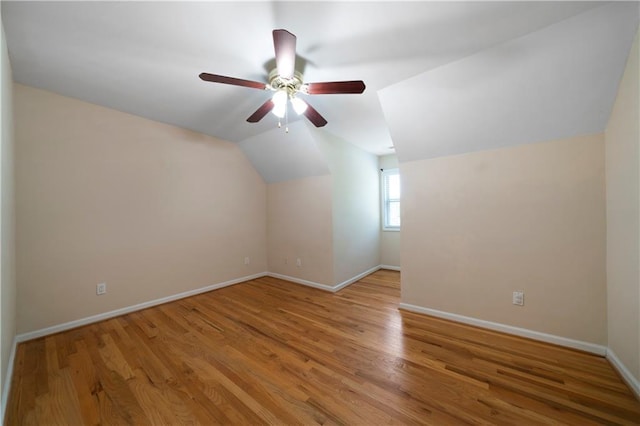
{"left": 244, "top": 256, "right": 250, "bottom": 265}
{"left": 97, "top": 282, "right": 107, "bottom": 296}
{"left": 296, "top": 258, "right": 302, "bottom": 267}
{"left": 512, "top": 291, "right": 524, "bottom": 306}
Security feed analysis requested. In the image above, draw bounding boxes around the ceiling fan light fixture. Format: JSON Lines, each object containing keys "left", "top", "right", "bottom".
{"left": 272, "top": 90, "right": 287, "bottom": 106}
{"left": 272, "top": 90, "right": 287, "bottom": 118}
{"left": 291, "top": 97, "right": 308, "bottom": 115}
{"left": 272, "top": 103, "right": 286, "bottom": 118}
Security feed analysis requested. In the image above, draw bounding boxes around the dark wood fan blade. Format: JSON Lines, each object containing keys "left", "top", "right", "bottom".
{"left": 246, "top": 99, "right": 275, "bottom": 123}
{"left": 199, "top": 73, "right": 266, "bottom": 90}
{"left": 303, "top": 102, "right": 328, "bottom": 127}
{"left": 273, "top": 29, "right": 296, "bottom": 79}
{"left": 305, "top": 81, "right": 366, "bottom": 95}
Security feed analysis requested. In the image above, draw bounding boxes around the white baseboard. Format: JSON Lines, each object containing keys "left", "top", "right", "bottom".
{"left": 16, "top": 272, "right": 268, "bottom": 343}
{"left": 333, "top": 265, "right": 382, "bottom": 291}
{"left": 267, "top": 272, "right": 335, "bottom": 292}
{"left": 15, "top": 266, "right": 389, "bottom": 343}
{"left": 606, "top": 348, "right": 640, "bottom": 399}
{"left": 268, "top": 265, "right": 382, "bottom": 293}
{"left": 1, "top": 336, "right": 17, "bottom": 423}
{"left": 379, "top": 265, "right": 401, "bottom": 271}
{"left": 398, "top": 303, "right": 607, "bottom": 356}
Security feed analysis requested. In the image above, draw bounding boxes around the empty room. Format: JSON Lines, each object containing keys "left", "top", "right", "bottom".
{"left": 1, "top": 1, "right": 639, "bottom": 424}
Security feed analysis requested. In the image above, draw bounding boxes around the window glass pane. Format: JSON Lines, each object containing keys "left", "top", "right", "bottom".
{"left": 388, "top": 201, "right": 401, "bottom": 227}
{"left": 381, "top": 168, "right": 401, "bottom": 230}
{"left": 388, "top": 174, "right": 401, "bottom": 199}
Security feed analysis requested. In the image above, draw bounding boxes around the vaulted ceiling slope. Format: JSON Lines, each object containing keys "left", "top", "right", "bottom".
{"left": 379, "top": 2, "right": 639, "bottom": 163}
{"left": 239, "top": 121, "right": 330, "bottom": 184}
{"left": 2, "top": 1, "right": 609, "bottom": 162}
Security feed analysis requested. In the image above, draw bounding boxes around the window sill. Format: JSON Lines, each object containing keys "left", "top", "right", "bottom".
{"left": 382, "top": 227, "right": 400, "bottom": 232}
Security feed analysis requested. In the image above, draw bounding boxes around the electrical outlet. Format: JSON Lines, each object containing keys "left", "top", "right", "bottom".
{"left": 296, "top": 258, "right": 302, "bottom": 267}
{"left": 244, "top": 257, "right": 250, "bottom": 265}
{"left": 97, "top": 282, "right": 107, "bottom": 296}
{"left": 512, "top": 291, "right": 524, "bottom": 306}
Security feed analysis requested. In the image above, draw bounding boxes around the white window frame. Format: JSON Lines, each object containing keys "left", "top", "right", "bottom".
{"left": 381, "top": 168, "right": 401, "bottom": 231}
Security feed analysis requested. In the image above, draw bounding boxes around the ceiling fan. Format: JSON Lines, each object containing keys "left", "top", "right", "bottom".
{"left": 199, "top": 29, "right": 366, "bottom": 129}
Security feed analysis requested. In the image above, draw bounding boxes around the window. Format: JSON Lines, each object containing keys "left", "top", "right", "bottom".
{"left": 381, "top": 168, "right": 401, "bottom": 230}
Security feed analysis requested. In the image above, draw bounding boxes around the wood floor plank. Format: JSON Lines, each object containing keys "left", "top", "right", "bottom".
{"left": 67, "top": 341, "right": 102, "bottom": 426}
{"left": 6, "top": 270, "right": 640, "bottom": 425}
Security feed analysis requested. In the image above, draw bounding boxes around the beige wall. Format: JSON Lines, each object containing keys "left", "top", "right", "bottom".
{"left": 606, "top": 30, "right": 639, "bottom": 382}
{"left": 267, "top": 175, "right": 334, "bottom": 285}
{"left": 379, "top": 154, "right": 400, "bottom": 268}
{"left": 316, "top": 131, "right": 380, "bottom": 284}
{"left": 381, "top": 231, "right": 400, "bottom": 268}
{"left": 1, "top": 20, "right": 16, "bottom": 414}
{"left": 266, "top": 131, "right": 380, "bottom": 287}
{"left": 15, "top": 84, "right": 267, "bottom": 333}
{"left": 401, "top": 134, "right": 607, "bottom": 344}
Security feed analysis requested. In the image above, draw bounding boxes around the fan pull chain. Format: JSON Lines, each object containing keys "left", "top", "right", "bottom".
{"left": 285, "top": 102, "right": 289, "bottom": 133}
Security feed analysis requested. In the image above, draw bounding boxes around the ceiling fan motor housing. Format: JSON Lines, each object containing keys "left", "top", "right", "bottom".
{"left": 268, "top": 69, "right": 305, "bottom": 97}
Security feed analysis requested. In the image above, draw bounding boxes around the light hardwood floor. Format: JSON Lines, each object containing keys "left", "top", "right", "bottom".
{"left": 5, "top": 270, "right": 640, "bottom": 425}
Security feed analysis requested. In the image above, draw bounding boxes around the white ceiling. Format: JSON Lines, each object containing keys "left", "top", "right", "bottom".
{"left": 239, "top": 121, "right": 329, "bottom": 183}
{"left": 379, "top": 2, "right": 639, "bottom": 162}
{"left": 2, "top": 1, "right": 617, "bottom": 160}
